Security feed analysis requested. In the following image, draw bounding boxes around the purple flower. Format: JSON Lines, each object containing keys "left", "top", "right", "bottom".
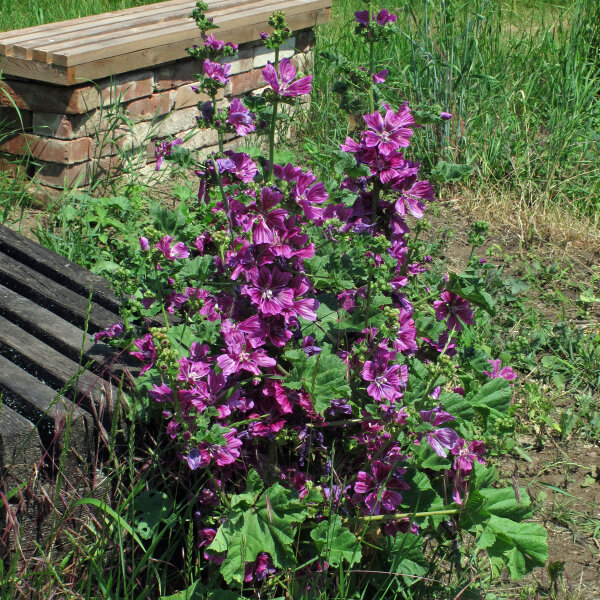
{"left": 204, "top": 33, "right": 224, "bottom": 51}
{"left": 433, "top": 291, "right": 473, "bottom": 332}
{"left": 139, "top": 236, "right": 150, "bottom": 251}
{"left": 155, "top": 235, "right": 190, "bottom": 261}
{"left": 483, "top": 358, "right": 517, "bottom": 382}
{"left": 188, "top": 429, "right": 243, "bottom": 469}
{"left": 226, "top": 97, "right": 255, "bottom": 136}
{"left": 451, "top": 438, "right": 486, "bottom": 473}
{"left": 244, "top": 267, "right": 295, "bottom": 316}
{"left": 373, "top": 69, "right": 388, "bottom": 84}
{"left": 354, "top": 10, "right": 370, "bottom": 26}
{"left": 420, "top": 408, "right": 459, "bottom": 458}
{"left": 354, "top": 461, "right": 408, "bottom": 515}
{"left": 362, "top": 105, "right": 414, "bottom": 156}
{"left": 154, "top": 138, "right": 182, "bottom": 170}
{"left": 262, "top": 58, "right": 312, "bottom": 97}
{"left": 203, "top": 58, "right": 230, "bottom": 85}
{"left": 94, "top": 322, "right": 124, "bottom": 343}
{"left": 362, "top": 352, "right": 408, "bottom": 403}
{"left": 393, "top": 309, "right": 418, "bottom": 353}
{"left": 440, "top": 111, "right": 452, "bottom": 120}
{"left": 130, "top": 334, "right": 156, "bottom": 375}
{"left": 244, "top": 553, "right": 276, "bottom": 582}
{"left": 376, "top": 9, "right": 397, "bottom": 25}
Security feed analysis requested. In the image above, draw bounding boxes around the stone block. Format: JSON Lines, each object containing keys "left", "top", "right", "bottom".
{"left": 222, "top": 46, "right": 254, "bottom": 75}
{"left": 1, "top": 134, "right": 93, "bottom": 164}
{"left": 172, "top": 84, "right": 211, "bottom": 110}
{"left": 295, "top": 29, "right": 316, "bottom": 53}
{"left": 252, "top": 37, "right": 295, "bottom": 69}
{"left": 226, "top": 68, "right": 267, "bottom": 97}
{"left": 126, "top": 91, "right": 173, "bottom": 122}
{"left": 155, "top": 59, "right": 202, "bottom": 91}
{"left": 33, "top": 160, "right": 92, "bottom": 188}
{"left": 155, "top": 107, "right": 199, "bottom": 137}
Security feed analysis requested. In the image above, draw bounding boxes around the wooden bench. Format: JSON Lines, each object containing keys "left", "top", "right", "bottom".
{"left": 0, "top": 0, "right": 330, "bottom": 86}
{"left": 0, "top": 224, "right": 133, "bottom": 557}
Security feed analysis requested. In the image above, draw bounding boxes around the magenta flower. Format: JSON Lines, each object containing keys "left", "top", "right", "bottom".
{"left": 130, "top": 333, "right": 156, "bottom": 375}
{"left": 139, "top": 236, "right": 150, "bottom": 251}
{"left": 377, "top": 9, "right": 397, "bottom": 25}
{"left": 483, "top": 359, "right": 517, "bottom": 382}
{"left": 362, "top": 106, "right": 414, "bottom": 155}
{"left": 244, "top": 267, "right": 295, "bottom": 316}
{"left": 434, "top": 291, "right": 473, "bottom": 332}
{"left": 262, "top": 58, "right": 312, "bottom": 97}
{"left": 217, "top": 341, "right": 275, "bottom": 377}
{"left": 440, "top": 111, "right": 452, "bottom": 120}
{"left": 419, "top": 408, "right": 459, "bottom": 457}
{"left": 354, "top": 461, "right": 408, "bottom": 515}
{"left": 244, "top": 553, "right": 276, "bottom": 582}
{"left": 362, "top": 359, "right": 407, "bottom": 403}
{"left": 187, "top": 429, "right": 242, "bottom": 469}
{"left": 203, "top": 58, "right": 230, "bottom": 84}
{"left": 204, "top": 33, "right": 224, "bottom": 51}
{"left": 155, "top": 235, "right": 190, "bottom": 261}
{"left": 154, "top": 138, "right": 182, "bottom": 171}
{"left": 393, "top": 309, "right": 418, "bottom": 353}
{"left": 373, "top": 69, "right": 388, "bottom": 84}
{"left": 94, "top": 322, "right": 124, "bottom": 343}
{"left": 226, "top": 98, "right": 255, "bottom": 136}
{"left": 451, "top": 438, "right": 486, "bottom": 473}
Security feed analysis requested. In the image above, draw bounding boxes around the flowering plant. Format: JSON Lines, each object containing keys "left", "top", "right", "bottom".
{"left": 99, "top": 2, "right": 548, "bottom": 594}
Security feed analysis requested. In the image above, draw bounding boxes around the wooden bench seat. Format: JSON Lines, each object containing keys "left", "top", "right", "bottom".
{"left": 0, "top": 0, "right": 330, "bottom": 85}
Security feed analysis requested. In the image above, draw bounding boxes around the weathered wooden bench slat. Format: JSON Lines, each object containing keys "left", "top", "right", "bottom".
{"left": 13, "top": 0, "right": 257, "bottom": 62}
{"left": 0, "top": 314, "right": 119, "bottom": 419}
{"left": 49, "top": 0, "right": 329, "bottom": 67}
{"left": 0, "top": 251, "right": 120, "bottom": 333}
{"left": 0, "top": 225, "right": 120, "bottom": 314}
{"left": 0, "top": 283, "right": 136, "bottom": 382}
{"left": 0, "top": 405, "right": 42, "bottom": 479}
{"left": 0, "top": 355, "right": 92, "bottom": 470}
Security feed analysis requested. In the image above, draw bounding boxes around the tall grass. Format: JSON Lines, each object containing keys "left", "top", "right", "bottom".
{"left": 0, "top": 0, "right": 166, "bottom": 32}
{"left": 307, "top": 0, "right": 600, "bottom": 219}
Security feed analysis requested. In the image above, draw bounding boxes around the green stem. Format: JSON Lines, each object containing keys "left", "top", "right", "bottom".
{"left": 349, "top": 509, "right": 459, "bottom": 523}
{"left": 212, "top": 92, "right": 223, "bottom": 154}
{"left": 268, "top": 46, "right": 280, "bottom": 181}
{"left": 368, "top": 2, "right": 375, "bottom": 114}
{"left": 211, "top": 157, "right": 233, "bottom": 241}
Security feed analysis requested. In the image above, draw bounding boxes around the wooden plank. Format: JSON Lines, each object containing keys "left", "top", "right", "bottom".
{"left": 0, "top": 282, "right": 134, "bottom": 375}
{"left": 0, "top": 225, "right": 120, "bottom": 314}
{"left": 0, "top": 314, "right": 119, "bottom": 418}
{"left": 26, "top": 0, "right": 259, "bottom": 63}
{"left": 70, "top": 8, "right": 329, "bottom": 83}
{"left": 0, "top": 54, "right": 69, "bottom": 85}
{"left": 55, "top": 0, "right": 330, "bottom": 67}
{"left": 0, "top": 405, "right": 41, "bottom": 482}
{"left": 0, "top": 251, "right": 120, "bottom": 333}
{"left": 0, "top": 355, "right": 93, "bottom": 478}
{"left": 0, "top": 0, "right": 257, "bottom": 58}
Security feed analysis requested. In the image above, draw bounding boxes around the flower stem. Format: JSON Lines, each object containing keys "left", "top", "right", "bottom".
{"left": 349, "top": 509, "right": 459, "bottom": 523}
{"left": 212, "top": 93, "right": 223, "bottom": 154}
{"left": 368, "top": 2, "right": 375, "bottom": 114}
{"left": 268, "top": 46, "right": 280, "bottom": 182}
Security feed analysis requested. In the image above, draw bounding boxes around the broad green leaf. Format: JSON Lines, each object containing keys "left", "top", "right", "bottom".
{"left": 209, "top": 474, "right": 307, "bottom": 583}
{"left": 480, "top": 487, "right": 533, "bottom": 521}
{"left": 283, "top": 346, "right": 350, "bottom": 413}
{"left": 478, "top": 515, "right": 548, "bottom": 580}
{"left": 177, "top": 255, "right": 216, "bottom": 282}
{"left": 133, "top": 490, "right": 172, "bottom": 540}
{"left": 310, "top": 515, "right": 361, "bottom": 567}
{"left": 388, "top": 532, "right": 428, "bottom": 586}
{"left": 468, "top": 378, "right": 512, "bottom": 427}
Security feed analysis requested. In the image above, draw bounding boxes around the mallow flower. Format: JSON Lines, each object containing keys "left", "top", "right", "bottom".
{"left": 262, "top": 58, "right": 312, "bottom": 98}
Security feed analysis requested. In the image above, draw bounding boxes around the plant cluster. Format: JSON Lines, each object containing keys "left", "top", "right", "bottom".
{"left": 95, "top": 2, "right": 548, "bottom": 596}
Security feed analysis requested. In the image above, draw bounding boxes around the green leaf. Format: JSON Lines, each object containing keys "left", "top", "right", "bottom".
{"left": 388, "top": 532, "right": 427, "bottom": 586}
{"left": 150, "top": 204, "right": 188, "bottom": 235}
{"left": 310, "top": 515, "right": 361, "bottom": 567}
{"left": 160, "top": 581, "right": 240, "bottom": 600}
{"left": 209, "top": 473, "right": 307, "bottom": 583}
{"left": 133, "top": 489, "right": 172, "bottom": 540}
{"left": 431, "top": 161, "right": 474, "bottom": 183}
{"left": 177, "top": 255, "right": 216, "bottom": 283}
{"left": 480, "top": 487, "right": 533, "bottom": 521}
{"left": 283, "top": 346, "right": 350, "bottom": 413}
{"left": 468, "top": 378, "right": 513, "bottom": 427}
{"left": 478, "top": 515, "right": 548, "bottom": 580}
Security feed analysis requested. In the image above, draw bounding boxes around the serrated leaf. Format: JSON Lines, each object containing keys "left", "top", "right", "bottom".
{"left": 310, "top": 515, "right": 361, "bottom": 567}
{"left": 468, "top": 378, "right": 512, "bottom": 427}
{"left": 177, "top": 255, "right": 216, "bottom": 283}
{"left": 283, "top": 347, "right": 350, "bottom": 413}
{"left": 479, "top": 515, "right": 547, "bottom": 580}
{"left": 133, "top": 490, "right": 172, "bottom": 540}
{"left": 209, "top": 473, "right": 307, "bottom": 583}
{"left": 480, "top": 487, "right": 533, "bottom": 521}
{"left": 388, "top": 532, "right": 427, "bottom": 586}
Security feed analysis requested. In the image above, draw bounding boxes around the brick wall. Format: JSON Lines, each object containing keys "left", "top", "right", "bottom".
{"left": 0, "top": 29, "right": 315, "bottom": 200}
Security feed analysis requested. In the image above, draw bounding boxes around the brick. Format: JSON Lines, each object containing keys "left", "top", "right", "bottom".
{"left": 222, "top": 46, "right": 254, "bottom": 76}
{"left": 126, "top": 92, "right": 173, "bottom": 122}
{"left": 290, "top": 50, "right": 314, "bottom": 74}
{"left": 1, "top": 134, "right": 93, "bottom": 164}
{"left": 252, "top": 37, "right": 295, "bottom": 69}
{"left": 155, "top": 59, "right": 202, "bottom": 91}
{"left": 172, "top": 84, "right": 212, "bottom": 110}
{"left": 0, "top": 72, "right": 153, "bottom": 115}
{"left": 180, "top": 127, "right": 219, "bottom": 151}
{"left": 95, "top": 122, "right": 152, "bottom": 157}
{"left": 0, "top": 107, "right": 32, "bottom": 131}
{"left": 295, "top": 29, "right": 316, "bottom": 53}
{"left": 95, "top": 151, "right": 147, "bottom": 180}
{"left": 155, "top": 107, "right": 199, "bottom": 137}
{"left": 33, "top": 160, "right": 92, "bottom": 188}
{"left": 226, "top": 68, "right": 266, "bottom": 97}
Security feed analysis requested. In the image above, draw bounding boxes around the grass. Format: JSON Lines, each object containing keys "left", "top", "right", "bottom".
{"left": 0, "top": 0, "right": 167, "bottom": 32}
{"left": 305, "top": 0, "right": 600, "bottom": 221}
{"left": 1, "top": 0, "right": 600, "bottom": 598}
